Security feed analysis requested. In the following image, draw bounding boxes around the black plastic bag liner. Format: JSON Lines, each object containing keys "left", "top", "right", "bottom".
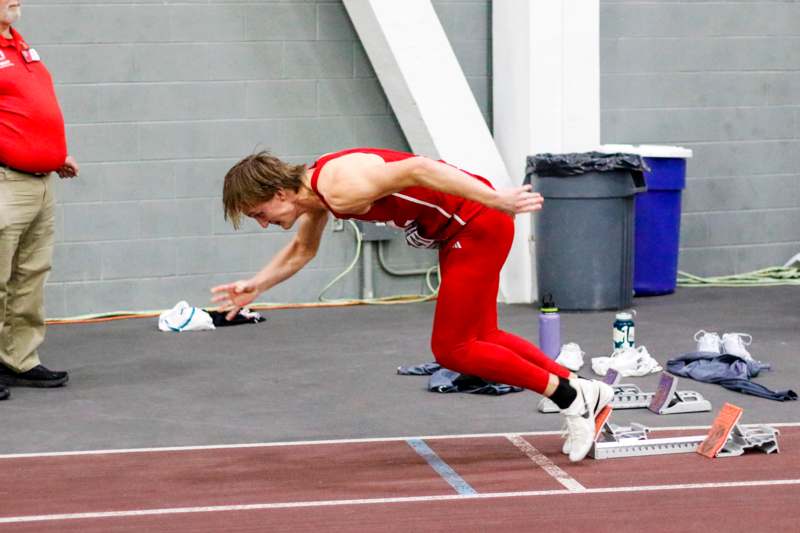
{"left": 526, "top": 151, "right": 649, "bottom": 187}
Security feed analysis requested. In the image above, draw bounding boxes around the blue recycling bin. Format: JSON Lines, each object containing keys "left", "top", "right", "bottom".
{"left": 601, "top": 145, "right": 692, "bottom": 296}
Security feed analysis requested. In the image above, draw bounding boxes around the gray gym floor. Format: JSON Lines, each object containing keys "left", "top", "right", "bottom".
{"left": 1, "top": 286, "right": 797, "bottom": 454}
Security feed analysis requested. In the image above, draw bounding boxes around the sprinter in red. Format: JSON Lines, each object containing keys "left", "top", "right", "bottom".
{"left": 212, "top": 148, "right": 613, "bottom": 462}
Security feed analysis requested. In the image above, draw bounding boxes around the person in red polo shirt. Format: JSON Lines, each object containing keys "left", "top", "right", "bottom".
{"left": 211, "top": 148, "right": 614, "bottom": 463}
{"left": 0, "top": 0, "right": 78, "bottom": 400}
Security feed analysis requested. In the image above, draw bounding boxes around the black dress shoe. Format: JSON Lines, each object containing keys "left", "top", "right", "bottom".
{"left": 0, "top": 364, "right": 69, "bottom": 388}
{"left": 0, "top": 385, "right": 8, "bottom": 400}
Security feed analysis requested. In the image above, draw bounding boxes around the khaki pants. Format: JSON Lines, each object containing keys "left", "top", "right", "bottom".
{"left": 0, "top": 167, "right": 55, "bottom": 372}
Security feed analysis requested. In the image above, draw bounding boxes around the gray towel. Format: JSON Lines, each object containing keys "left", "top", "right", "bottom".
{"left": 397, "top": 362, "right": 523, "bottom": 395}
{"left": 667, "top": 352, "right": 796, "bottom": 402}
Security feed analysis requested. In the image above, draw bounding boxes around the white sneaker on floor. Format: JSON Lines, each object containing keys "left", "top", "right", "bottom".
{"left": 556, "top": 342, "right": 585, "bottom": 371}
{"left": 721, "top": 332, "right": 753, "bottom": 360}
{"left": 560, "top": 378, "right": 614, "bottom": 462}
{"left": 694, "top": 329, "right": 722, "bottom": 354}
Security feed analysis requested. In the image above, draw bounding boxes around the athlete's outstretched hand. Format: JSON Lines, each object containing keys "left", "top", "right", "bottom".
{"left": 211, "top": 279, "right": 260, "bottom": 321}
{"left": 494, "top": 184, "right": 544, "bottom": 215}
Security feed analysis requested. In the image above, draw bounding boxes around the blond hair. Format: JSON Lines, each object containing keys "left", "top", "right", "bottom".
{"left": 222, "top": 151, "right": 307, "bottom": 229}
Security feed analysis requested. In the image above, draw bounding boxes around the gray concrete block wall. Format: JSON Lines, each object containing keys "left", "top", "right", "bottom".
{"left": 433, "top": 0, "right": 492, "bottom": 125}
{"left": 16, "top": 0, "right": 490, "bottom": 316}
{"left": 600, "top": 0, "right": 800, "bottom": 277}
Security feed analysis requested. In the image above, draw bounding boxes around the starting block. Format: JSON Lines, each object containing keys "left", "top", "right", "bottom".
{"left": 590, "top": 402, "right": 780, "bottom": 460}
{"left": 647, "top": 372, "right": 712, "bottom": 415}
{"left": 696, "top": 403, "right": 781, "bottom": 458}
{"left": 537, "top": 370, "right": 712, "bottom": 414}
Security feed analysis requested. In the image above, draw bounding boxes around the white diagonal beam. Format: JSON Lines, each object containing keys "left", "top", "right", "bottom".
{"left": 343, "top": 0, "right": 532, "bottom": 303}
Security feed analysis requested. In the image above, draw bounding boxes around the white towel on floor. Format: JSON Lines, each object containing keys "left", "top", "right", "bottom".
{"left": 158, "top": 301, "right": 215, "bottom": 332}
{"left": 591, "top": 346, "right": 662, "bottom": 377}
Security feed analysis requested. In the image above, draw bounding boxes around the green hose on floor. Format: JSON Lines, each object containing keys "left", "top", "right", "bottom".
{"left": 677, "top": 266, "right": 800, "bottom": 288}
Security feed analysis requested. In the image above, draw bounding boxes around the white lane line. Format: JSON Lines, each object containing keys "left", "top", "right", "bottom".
{"left": 506, "top": 435, "right": 586, "bottom": 492}
{"left": 1, "top": 422, "right": 798, "bottom": 460}
{"left": 0, "top": 432, "right": 564, "bottom": 459}
{"left": 1, "top": 479, "right": 798, "bottom": 524}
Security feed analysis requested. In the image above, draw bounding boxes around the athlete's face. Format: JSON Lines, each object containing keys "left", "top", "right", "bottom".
{"left": 0, "top": 1, "right": 21, "bottom": 27}
{"left": 246, "top": 190, "right": 300, "bottom": 230}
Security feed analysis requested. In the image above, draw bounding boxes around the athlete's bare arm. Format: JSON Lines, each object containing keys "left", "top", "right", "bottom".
{"left": 211, "top": 209, "right": 329, "bottom": 319}
{"left": 316, "top": 153, "right": 543, "bottom": 216}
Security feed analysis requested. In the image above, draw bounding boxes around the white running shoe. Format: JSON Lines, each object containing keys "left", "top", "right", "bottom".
{"left": 721, "top": 332, "right": 753, "bottom": 360}
{"left": 560, "top": 378, "right": 614, "bottom": 462}
{"left": 694, "top": 329, "right": 722, "bottom": 354}
{"left": 556, "top": 342, "right": 585, "bottom": 371}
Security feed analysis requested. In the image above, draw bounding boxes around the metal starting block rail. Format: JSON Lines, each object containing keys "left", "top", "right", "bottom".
{"left": 537, "top": 371, "right": 711, "bottom": 414}
{"left": 590, "top": 403, "right": 781, "bottom": 460}
{"left": 716, "top": 424, "right": 781, "bottom": 457}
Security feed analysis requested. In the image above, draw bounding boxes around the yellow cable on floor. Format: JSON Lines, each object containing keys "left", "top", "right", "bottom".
{"left": 47, "top": 221, "right": 441, "bottom": 325}
{"left": 677, "top": 266, "right": 800, "bottom": 288}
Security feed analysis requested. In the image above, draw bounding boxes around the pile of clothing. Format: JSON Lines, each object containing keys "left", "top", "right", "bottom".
{"left": 158, "top": 301, "right": 265, "bottom": 332}
{"left": 397, "top": 363, "right": 522, "bottom": 395}
{"left": 666, "top": 331, "right": 796, "bottom": 402}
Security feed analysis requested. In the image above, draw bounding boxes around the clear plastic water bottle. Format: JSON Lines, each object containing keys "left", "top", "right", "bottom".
{"left": 538, "top": 294, "right": 560, "bottom": 359}
{"left": 613, "top": 311, "right": 635, "bottom": 350}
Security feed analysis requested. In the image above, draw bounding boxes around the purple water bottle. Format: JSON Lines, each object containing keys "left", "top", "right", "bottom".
{"left": 538, "top": 294, "right": 560, "bottom": 360}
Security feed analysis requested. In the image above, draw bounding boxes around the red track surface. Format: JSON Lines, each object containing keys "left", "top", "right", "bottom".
{"left": 1, "top": 427, "right": 798, "bottom": 532}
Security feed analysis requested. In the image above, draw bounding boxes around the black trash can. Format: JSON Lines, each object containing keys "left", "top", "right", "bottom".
{"left": 526, "top": 152, "right": 647, "bottom": 310}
